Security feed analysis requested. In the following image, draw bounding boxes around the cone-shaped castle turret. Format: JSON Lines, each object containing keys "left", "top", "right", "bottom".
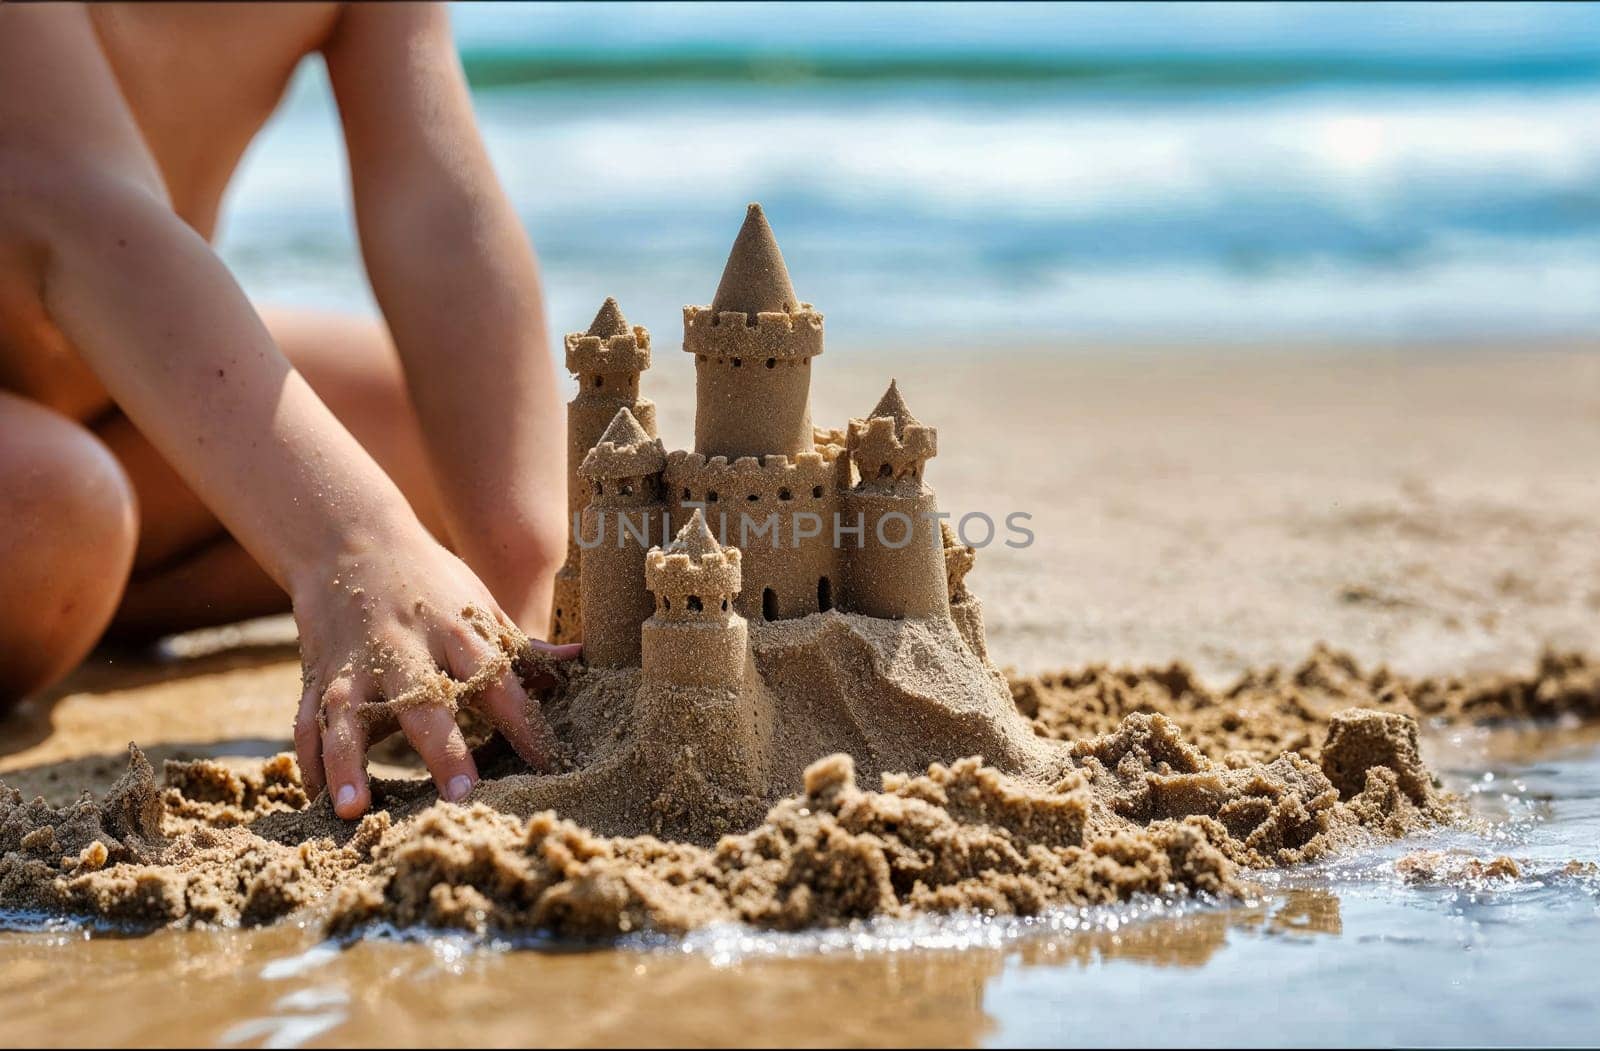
{"left": 848, "top": 379, "right": 939, "bottom": 485}
{"left": 842, "top": 380, "right": 949, "bottom": 620}
{"left": 577, "top": 407, "right": 667, "bottom": 667}
{"left": 684, "top": 204, "right": 822, "bottom": 460}
{"left": 710, "top": 205, "right": 800, "bottom": 315}
{"left": 551, "top": 298, "right": 658, "bottom": 644}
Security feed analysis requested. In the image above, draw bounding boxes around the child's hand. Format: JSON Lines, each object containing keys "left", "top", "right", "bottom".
{"left": 290, "top": 525, "right": 580, "bottom": 819}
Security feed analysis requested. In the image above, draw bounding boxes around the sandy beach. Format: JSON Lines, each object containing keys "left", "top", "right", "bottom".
{"left": 9, "top": 341, "right": 1599, "bottom": 799}
{"left": 3, "top": 342, "right": 1599, "bottom": 1045}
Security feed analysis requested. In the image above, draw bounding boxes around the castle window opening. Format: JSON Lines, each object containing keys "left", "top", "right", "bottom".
{"left": 720, "top": 598, "right": 728, "bottom": 611}
{"left": 747, "top": 493, "right": 759, "bottom": 502}
{"left": 594, "top": 376, "right": 603, "bottom": 388}
{"left": 762, "top": 588, "right": 778, "bottom": 621}
{"left": 878, "top": 463, "right": 893, "bottom": 479}
{"left": 765, "top": 358, "right": 776, "bottom": 369}
{"left": 778, "top": 487, "right": 791, "bottom": 501}
{"left": 811, "top": 485, "right": 823, "bottom": 499}
{"left": 708, "top": 491, "right": 719, "bottom": 503}
{"left": 732, "top": 357, "right": 742, "bottom": 368}
{"left": 687, "top": 595, "right": 703, "bottom": 613}
{"left": 595, "top": 482, "right": 604, "bottom": 495}
{"left": 818, "top": 576, "right": 833, "bottom": 612}
{"left": 682, "top": 487, "right": 692, "bottom": 501}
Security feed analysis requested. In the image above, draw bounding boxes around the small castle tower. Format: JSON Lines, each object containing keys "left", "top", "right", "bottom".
{"left": 642, "top": 510, "right": 747, "bottom": 689}
{"left": 684, "top": 204, "right": 823, "bottom": 460}
{"left": 578, "top": 407, "right": 667, "bottom": 667}
{"left": 551, "top": 299, "right": 656, "bottom": 644}
{"left": 840, "top": 380, "right": 949, "bottom": 620}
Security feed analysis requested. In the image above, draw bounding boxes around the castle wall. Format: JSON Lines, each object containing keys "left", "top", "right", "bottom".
{"left": 579, "top": 497, "right": 668, "bottom": 667}
{"left": 664, "top": 450, "right": 843, "bottom": 621}
{"left": 687, "top": 501, "right": 839, "bottom": 621}
{"left": 840, "top": 488, "right": 950, "bottom": 620}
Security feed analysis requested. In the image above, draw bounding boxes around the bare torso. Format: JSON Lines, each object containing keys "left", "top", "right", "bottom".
{"left": 0, "top": 2, "right": 341, "bottom": 419}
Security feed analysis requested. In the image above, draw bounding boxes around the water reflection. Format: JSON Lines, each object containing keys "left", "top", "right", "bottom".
{"left": 0, "top": 889, "right": 1341, "bottom": 1048}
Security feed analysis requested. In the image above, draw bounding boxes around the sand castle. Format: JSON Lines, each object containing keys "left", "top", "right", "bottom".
{"left": 534, "top": 204, "right": 1037, "bottom": 838}
{"left": 553, "top": 203, "right": 971, "bottom": 649}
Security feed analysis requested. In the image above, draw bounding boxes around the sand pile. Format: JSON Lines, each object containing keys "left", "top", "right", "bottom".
{"left": 1014, "top": 644, "right": 1600, "bottom": 762}
{"left": 12, "top": 641, "right": 1577, "bottom": 937}
{"left": 323, "top": 706, "right": 1441, "bottom": 939}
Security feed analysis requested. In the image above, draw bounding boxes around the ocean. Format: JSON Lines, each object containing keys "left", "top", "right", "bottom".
{"left": 220, "top": 1, "right": 1600, "bottom": 346}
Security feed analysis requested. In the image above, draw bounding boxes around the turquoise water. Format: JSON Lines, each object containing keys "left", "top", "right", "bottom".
{"left": 220, "top": 3, "right": 1600, "bottom": 344}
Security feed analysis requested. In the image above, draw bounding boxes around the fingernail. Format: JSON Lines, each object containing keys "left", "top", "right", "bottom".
{"left": 446, "top": 775, "right": 474, "bottom": 802}
{"left": 336, "top": 784, "right": 357, "bottom": 809}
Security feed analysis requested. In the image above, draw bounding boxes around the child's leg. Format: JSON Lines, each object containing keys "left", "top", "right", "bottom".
{"left": 106, "top": 306, "right": 448, "bottom": 639}
{"left": 0, "top": 391, "right": 138, "bottom": 702}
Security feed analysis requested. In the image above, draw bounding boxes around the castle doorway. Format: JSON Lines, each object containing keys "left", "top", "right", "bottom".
{"left": 817, "top": 576, "right": 833, "bottom": 613}
{"left": 762, "top": 588, "right": 778, "bottom": 621}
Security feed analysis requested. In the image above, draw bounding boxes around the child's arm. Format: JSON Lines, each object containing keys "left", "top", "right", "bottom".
{"left": 0, "top": 6, "right": 569, "bottom": 818}
{"left": 322, "top": 4, "right": 567, "bottom": 633}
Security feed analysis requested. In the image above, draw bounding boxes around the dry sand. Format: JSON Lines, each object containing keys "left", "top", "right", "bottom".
{"left": 3, "top": 344, "right": 1599, "bottom": 938}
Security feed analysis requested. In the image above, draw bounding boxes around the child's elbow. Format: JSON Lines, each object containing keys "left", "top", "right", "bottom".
{"left": 0, "top": 148, "right": 172, "bottom": 261}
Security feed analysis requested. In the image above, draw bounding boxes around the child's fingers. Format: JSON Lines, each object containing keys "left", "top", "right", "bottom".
{"left": 443, "top": 629, "right": 556, "bottom": 769}
{"left": 320, "top": 678, "right": 373, "bottom": 819}
{"left": 530, "top": 640, "right": 584, "bottom": 661}
{"left": 294, "top": 682, "right": 324, "bottom": 797}
{"left": 397, "top": 705, "right": 479, "bottom": 802}
{"left": 523, "top": 640, "right": 583, "bottom": 690}
{"left": 479, "top": 672, "right": 555, "bottom": 772}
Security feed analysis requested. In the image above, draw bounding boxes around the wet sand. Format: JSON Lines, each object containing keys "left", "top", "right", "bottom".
{"left": 3, "top": 344, "right": 1600, "bottom": 1045}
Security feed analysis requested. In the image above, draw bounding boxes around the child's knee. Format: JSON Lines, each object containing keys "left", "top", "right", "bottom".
{"left": 0, "top": 393, "right": 138, "bottom": 700}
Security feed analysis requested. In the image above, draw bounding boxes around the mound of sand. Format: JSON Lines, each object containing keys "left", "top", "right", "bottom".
{"left": 19, "top": 641, "right": 1594, "bottom": 937}
{"left": 1014, "top": 644, "right": 1600, "bottom": 762}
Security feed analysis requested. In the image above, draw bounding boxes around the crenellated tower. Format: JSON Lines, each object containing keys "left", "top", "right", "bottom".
{"left": 642, "top": 509, "right": 747, "bottom": 689}
{"left": 684, "top": 204, "right": 823, "bottom": 460}
{"left": 551, "top": 299, "right": 656, "bottom": 644}
{"left": 577, "top": 407, "right": 668, "bottom": 667}
{"left": 840, "top": 380, "right": 950, "bottom": 620}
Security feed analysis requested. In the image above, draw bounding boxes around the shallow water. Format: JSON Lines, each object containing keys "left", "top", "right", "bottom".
{"left": 2, "top": 725, "right": 1596, "bottom": 1048}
